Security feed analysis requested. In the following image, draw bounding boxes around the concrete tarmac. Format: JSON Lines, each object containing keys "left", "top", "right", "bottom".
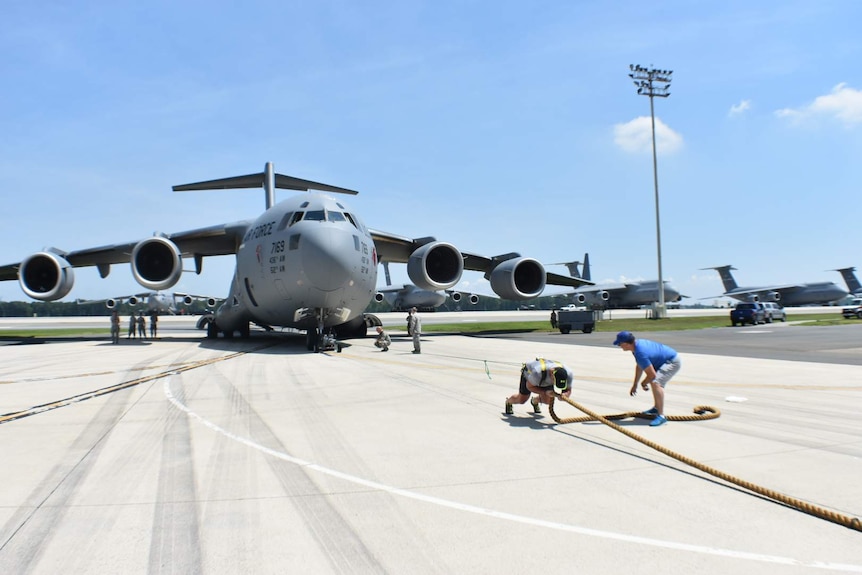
{"left": 0, "top": 318, "right": 860, "bottom": 574}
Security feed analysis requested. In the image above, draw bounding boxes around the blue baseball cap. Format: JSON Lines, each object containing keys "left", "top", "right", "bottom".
{"left": 613, "top": 331, "right": 635, "bottom": 346}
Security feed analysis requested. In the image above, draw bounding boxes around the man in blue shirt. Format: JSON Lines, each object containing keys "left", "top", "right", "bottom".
{"left": 613, "top": 331, "right": 681, "bottom": 427}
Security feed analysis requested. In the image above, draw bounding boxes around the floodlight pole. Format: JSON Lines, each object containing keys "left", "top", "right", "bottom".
{"left": 629, "top": 64, "right": 672, "bottom": 319}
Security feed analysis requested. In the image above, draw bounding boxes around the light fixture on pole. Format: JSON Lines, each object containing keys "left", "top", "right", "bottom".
{"left": 629, "top": 64, "right": 672, "bottom": 319}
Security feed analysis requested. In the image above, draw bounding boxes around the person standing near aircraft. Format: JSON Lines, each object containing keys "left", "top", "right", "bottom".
{"left": 408, "top": 307, "right": 422, "bottom": 354}
{"left": 137, "top": 312, "right": 146, "bottom": 339}
{"left": 613, "top": 331, "right": 681, "bottom": 427}
{"left": 374, "top": 326, "right": 391, "bottom": 352}
{"left": 505, "top": 358, "right": 573, "bottom": 415}
{"left": 110, "top": 310, "right": 120, "bottom": 344}
{"left": 128, "top": 313, "right": 136, "bottom": 339}
{"left": 550, "top": 309, "right": 557, "bottom": 329}
{"left": 150, "top": 311, "right": 158, "bottom": 339}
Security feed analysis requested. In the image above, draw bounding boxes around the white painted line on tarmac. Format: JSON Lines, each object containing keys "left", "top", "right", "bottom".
{"left": 164, "top": 377, "right": 862, "bottom": 572}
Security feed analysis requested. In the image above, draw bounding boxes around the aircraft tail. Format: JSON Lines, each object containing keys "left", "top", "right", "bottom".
{"left": 704, "top": 265, "right": 738, "bottom": 293}
{"left": 173, "top": 162, "right": 359, "bottom": 210}
{"left": 582, "top": 253, "right": 591, "bottom": 282}
{"left": 834, "top": 267, "right": 862, "bottom": 294}
{"left": 550, "top": 253, "right": 590, "bottom": 279}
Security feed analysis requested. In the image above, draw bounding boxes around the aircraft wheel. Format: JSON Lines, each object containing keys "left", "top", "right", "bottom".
{"left": 207, "top": 320, "right": 219, "bottom": 339}
{"left": 239, "top": 322, "right": 250, "bottom": 338}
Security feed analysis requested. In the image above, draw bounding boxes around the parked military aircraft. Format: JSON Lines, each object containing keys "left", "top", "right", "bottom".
{"left": 550, "top": 253, "right": 682, "bottom": 309}
{"left": 832, "top": 267, "right": 862, "bottom": 295}
{"left": 76, "top": 292, "right": 220, "bottom": 314}
{"left": 373, "top": 261, "right": 480, "bottom": 311}
{"left": 703, "top": 265, "right": 847, "bottom": 305}
{"left": 0, "top": 162, "right": 592, "bottom": 351}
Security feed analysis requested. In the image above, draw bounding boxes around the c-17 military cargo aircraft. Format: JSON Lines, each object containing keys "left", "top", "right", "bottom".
{"left": 550, "top": 253, "right": 682, "bottom": 309}
{"left": 0, "top": 162, "right": 592, "bottom": 351}
{"left": 76, "top": 292, "right": 220, "bottom": 315}
{"left": 373, "top": 261, "right": 480, "bottom": 311}
{"left": 703, "top": 265, "right": 847, "bottom": 305}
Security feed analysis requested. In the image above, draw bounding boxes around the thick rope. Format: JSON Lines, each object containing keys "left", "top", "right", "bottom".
{"left": 548, "top": 395, "right": 862, "bottom": 532}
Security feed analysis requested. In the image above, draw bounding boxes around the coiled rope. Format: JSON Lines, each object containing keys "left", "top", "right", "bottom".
{"left": 548, "top": 395, "right": 862, "bottom": 532}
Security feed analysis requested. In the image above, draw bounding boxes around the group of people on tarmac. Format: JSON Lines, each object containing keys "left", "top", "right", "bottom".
{"left": 504, "top": 330, "right": 680, "bottom": 427}
{"left": 109, "top": 310, "right": 159, "bottom": 344}
{"left": 373, "top": 307, "right": 422, "bottom": 354}
{"left": 373, "top": 307, "right": 680, "bottom": 427}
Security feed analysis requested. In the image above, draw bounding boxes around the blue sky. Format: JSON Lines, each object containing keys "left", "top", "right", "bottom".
{"left": 1, "top": 1, "right": 860, "bottom": 305}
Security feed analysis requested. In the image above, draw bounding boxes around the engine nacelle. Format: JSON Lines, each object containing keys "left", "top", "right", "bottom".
{"left": 131, "top": 236, "right": 183, "bottom": 291}
{"left": 450, "top": 292, "right": 480, "bottom": 305}
{"left": 764, "top": 291, "right": 781, "bottom": 302}
{"left": 407, "top": 242, "right": 463, "bottom": 291}
{"left": 489, "top": 257, "right": 546, "bottom": 300}
{"left": 374, "top": 292, "right": 386, "bottom": 303}
{"left": 206, "top": 297, "right": 218, "bottom": 308}
{"left": 183, "top": 295, "right": 194, "bottom": 306}
{"left": 128, "top": 296, "right": 139, "bottom": 307}
{"left": 597, "top": 290, "right": 610, "bottom": 301}
{"left": 106, "top": 298, "right": 118, "bottom": 309}
{"left": 573, "top": 293, "right": 586, "bottom": 304}
{"left": 19, "top": 251, "right": 75, "bottom": 301}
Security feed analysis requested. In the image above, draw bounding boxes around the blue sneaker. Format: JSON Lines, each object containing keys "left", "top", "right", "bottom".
{"left": 642, "top": 407, "right": 659, "bottom": 416}
{"left": 650, "top": 414, "right": 668, "bottom": 427}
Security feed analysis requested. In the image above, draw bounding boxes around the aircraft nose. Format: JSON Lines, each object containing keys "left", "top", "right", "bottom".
{"left": 301, "top": 229, "right": 357, "bottom": 291}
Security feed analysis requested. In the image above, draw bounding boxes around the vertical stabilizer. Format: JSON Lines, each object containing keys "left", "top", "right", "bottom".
{"left": 835, "top": 267, "right": 862, "bottom": 294}
{"left": 582, "top": 253, "right": 591, "bottom": 281}
{"left": 383, "top": 261, "right": 393, "bottom": 287}
{"left": 710, "top": 265, "right": 738, "bottom": 293}
{"left": 264, "top": 162, "right": 275, "bottom": 210}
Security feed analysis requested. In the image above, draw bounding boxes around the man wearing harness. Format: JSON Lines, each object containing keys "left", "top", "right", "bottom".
{"left": 505, "top": 358, "right": 574, "bottom": 415}
{"left": 613, "top": 330, "right": 681, "bottom": 427}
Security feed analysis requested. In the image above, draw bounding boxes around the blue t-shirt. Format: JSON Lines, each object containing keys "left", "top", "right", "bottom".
{"left": 632, "top": 339, "right": 678, "bottom": 370}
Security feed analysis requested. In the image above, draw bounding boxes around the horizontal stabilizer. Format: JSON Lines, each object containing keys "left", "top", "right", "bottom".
{"left": 173, "top": 172, "right": 358, "bottom": 195}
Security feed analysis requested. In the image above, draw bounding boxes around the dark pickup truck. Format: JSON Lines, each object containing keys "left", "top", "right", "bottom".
{"left": 730, "top": 302, "right": 765, "bottom": 326}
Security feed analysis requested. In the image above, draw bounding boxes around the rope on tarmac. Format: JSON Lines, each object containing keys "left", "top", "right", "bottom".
{"left": 547, "top": 395, "right": 862, "bottom": 533}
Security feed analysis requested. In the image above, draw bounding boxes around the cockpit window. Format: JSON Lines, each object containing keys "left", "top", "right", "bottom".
{"left": 304, "top": 210, "right": 326, "bottom": 221}
{"left": 289, "top": 212, "right": 304, "bottom": 226}
{"left": 328, "top": 211, "right": 347, "bottom": 222}
{"left": 277, "top": 212, "right": 294, "bottom": 231}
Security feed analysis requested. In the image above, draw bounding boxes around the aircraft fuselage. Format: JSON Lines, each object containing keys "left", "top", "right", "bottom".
{"left": 223, "top": 193, "right": 377, "bottom": 332}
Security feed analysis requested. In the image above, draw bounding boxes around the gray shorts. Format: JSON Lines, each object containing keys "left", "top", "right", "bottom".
{"left": 654, "top": 356, "right": 681, "bottom": 387}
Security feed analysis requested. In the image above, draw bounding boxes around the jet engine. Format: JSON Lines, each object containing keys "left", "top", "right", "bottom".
{"left": 183, "top": 295, "right": 194, "bottom": 306}
{"left": 131, "top": 236, "right": 183, "bottom": 291}
{"left": 18, "top": 250, "right": 75, "bottom": 301}
{"left": 451, "top": 292, "right": 479, "bottom": 305}
{"left": 597, "top": 290, "right": 610, "bottom": 302}
{"left": 374, "top": 292, "right": 386, "bottom": 303}
{"left": 106, "top": 298, "right": 118, "bottom": 309}
{"left": 764, "top": 291, "right": 781, "bottom": 302}
{"left": 128, "top": 296, "right": 139, "bottom": 306}
{"left": 488, "top": 257, "right": 546, "bottom": 300}
{"left": 407, "top": 242, "right": 463, "bottom": 291}
{"left": 573, "top": 293, "right": 586, "bottom": 304}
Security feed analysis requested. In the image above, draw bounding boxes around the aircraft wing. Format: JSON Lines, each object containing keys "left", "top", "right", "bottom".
{"left": 369, "top": 230, "right": 593, "bottom": 288}
{"left": 0, "top": 221, "right": 251, "bottom": 281}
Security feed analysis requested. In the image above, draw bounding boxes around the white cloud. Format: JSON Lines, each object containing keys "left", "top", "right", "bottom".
{"left": 614, "top": 116, "right": 684, "bottom": 154}
{"left": 728, "top": 99, "right": 751, "bottom": 117}
{"left": 775, "top": 83, "right": 862, "bottom": 126}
